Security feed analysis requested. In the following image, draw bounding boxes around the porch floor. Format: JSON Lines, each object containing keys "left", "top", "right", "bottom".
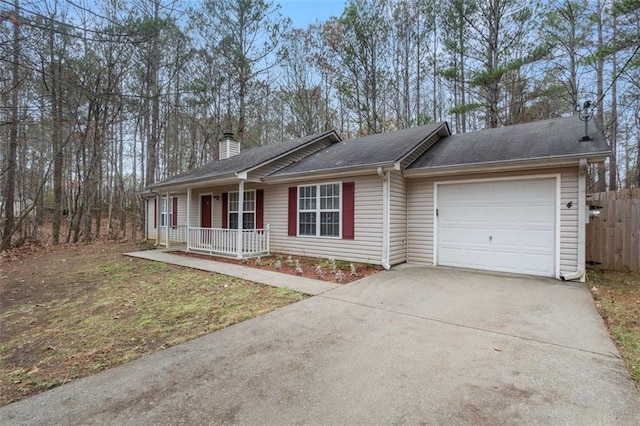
{"left": 124, "top": 249, "right": 340, "bottom": 296}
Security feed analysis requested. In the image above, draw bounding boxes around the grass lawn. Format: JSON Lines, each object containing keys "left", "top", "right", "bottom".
{"left": 588, "top": 269, "right": 640, "bottom": 390}
{"left": 0, "top": 242, "right": 305, "bottom": 406}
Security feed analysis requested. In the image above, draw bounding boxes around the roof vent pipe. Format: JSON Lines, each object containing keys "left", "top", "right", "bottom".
{"left": 219, "top": 132, "right": 241, "bottom": 160}
{"left": 577, "top": 100, "right": 595, "bottom": 142}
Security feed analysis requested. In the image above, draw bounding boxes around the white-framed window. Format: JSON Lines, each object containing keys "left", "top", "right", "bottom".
{"left": 159, "top": 197, "right": 173, "bottom": 227}
{"left": 229, "top": 190, "right": 255, "bottom": 229}
{"left": 298, "top": 183, "right": 340, "bottom": 237}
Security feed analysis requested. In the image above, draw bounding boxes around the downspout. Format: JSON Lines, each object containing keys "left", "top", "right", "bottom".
{"left": 377, "top": 167, "right": 391, "bottom": 270}
{"left": 560, "top": 158, "right": 587, "bottom": 282}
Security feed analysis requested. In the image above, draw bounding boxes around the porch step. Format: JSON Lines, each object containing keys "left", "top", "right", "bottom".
{"left": 124, "top": 250, "right": 341, "bottom": 296}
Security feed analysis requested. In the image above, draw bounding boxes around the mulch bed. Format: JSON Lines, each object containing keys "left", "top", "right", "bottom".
{"left": 176, "top": 251, "right": 383, "bottom": 284}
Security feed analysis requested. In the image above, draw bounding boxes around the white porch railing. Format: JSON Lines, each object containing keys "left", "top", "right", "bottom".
{"left": 169, "top": 225, "right": 187, "bottom": 243}
{"left": 157, "top": 225, "right": 187, "bottom": 245}
{"left": 187, "top": 225, "right": 270, "bottom": 257}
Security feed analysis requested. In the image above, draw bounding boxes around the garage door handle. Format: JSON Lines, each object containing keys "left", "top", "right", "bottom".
{"left": 489, "top": 236, "right": 492, "bottom": 242}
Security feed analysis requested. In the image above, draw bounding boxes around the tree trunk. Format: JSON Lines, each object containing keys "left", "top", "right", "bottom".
{"left": 50, "top": 22, "right": 63, "bottom": 245}
{"left": 145, "top": 0, "right": 160, "bottom": 186}
{"left": 608, "top": 14, "right": 617, "bottom": 191}
{"left": 1, "top": 0, "right": 21, "bottom": 251}
{"left": 595, "top": 0, "right": 606, "bottom": 192}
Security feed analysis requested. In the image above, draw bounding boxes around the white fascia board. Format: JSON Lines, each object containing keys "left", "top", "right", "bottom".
{"left": 404, "top": 154, "right": 610, "bottom": 178}
{"left": 263, "top": 163, "right": 394, "bottom": 184}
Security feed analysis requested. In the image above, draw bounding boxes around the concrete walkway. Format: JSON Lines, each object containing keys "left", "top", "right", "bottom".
{"left": 124, "top": 249, "right": 340, "bottom": 296}
{"left": 1, "top": 267, "right": 639, "bottom": 425}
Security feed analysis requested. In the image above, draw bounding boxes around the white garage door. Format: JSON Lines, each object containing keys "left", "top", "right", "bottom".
{"left": 437, "top": 178, "right": 556, "bottom": 277}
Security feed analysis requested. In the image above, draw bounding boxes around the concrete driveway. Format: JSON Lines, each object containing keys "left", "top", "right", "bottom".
{"left": 2, "top": 267, "right": 639, "bottom": 425}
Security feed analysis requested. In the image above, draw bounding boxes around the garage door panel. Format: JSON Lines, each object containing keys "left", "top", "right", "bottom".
{"left": 437, "top": 178, "right": 556, "bottom": 277}
{"left": 493, "top": 206, "right": 521, "bottom": 221}
{"left": 521, "top": 229, "right": 554, "bottom": 247}
{"left": 439, "top": 226, "right": 464, "bottom": 243}
{"left": 521, "top": 253, "right": 555, "bottom": 275}
{"left": 465, "top": 227, "right": 492, "bottom": 243}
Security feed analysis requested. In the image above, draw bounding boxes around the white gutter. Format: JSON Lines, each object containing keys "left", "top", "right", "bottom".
{"left": 264, "top": 162, "right": 396, "bottom": 184}
{"left": 377, "top": 167, "right": 391, "bottom": 270}
{"left": 404, "top": 152, "right": 611, "bottom": 178}
{"left": 560, "top": 158, "right": 587, "bottom": 282}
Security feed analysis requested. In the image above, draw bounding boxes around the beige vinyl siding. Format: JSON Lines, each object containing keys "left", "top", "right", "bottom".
{"left": 407, "top": 179, "right": 434, "bottom": 264}
{"left": 389, "top": 171, "right": 408, "bottom": 265}
{"left": 266, "top": 174, "right": 384, "bottom": 264}
{"left": 190, "top": 188, "right": 212, "bottom": 227}
{"left": 559, "top": 168, "right": 579, "bottom": 273}
{"left": 407, "top": 167, "right": 580, "bottom": 274}
{"left": 147, "top": 198, "right": 157, "bottom": 239}
{"left": 175, "top": 194, "right": 187, "bottom": 226}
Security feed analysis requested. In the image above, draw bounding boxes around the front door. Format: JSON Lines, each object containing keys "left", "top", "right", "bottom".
{"left": 201, "top": 195, "right": 212, "bottom": 228}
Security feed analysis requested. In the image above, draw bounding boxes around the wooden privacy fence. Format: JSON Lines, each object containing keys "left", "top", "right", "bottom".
{"left": 586, "top": 188, "right": 640, "bottom": 272}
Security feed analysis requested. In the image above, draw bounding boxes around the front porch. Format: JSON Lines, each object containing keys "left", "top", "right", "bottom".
{"left": 156, "top": 225, "right": 270, "bottom": 258}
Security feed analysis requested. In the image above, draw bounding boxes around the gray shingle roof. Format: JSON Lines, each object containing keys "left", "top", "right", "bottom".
{"left": 149, "top": 131, "right": 338, "bottom": 188}
{"left": 408, "top": 116, "right": 611, "bottom": 171}
{"left": 269, "top": 123, "right": 448, "bottom": 178}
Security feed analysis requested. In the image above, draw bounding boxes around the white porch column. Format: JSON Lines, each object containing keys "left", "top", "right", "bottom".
{"left": 236, "top": 180, "right": 245, "bottom": 258}
{"left": 155, "top": 194, "right": 160, "bottom": 246}
{"left": 165, "top": 191, "right": 170, "bottom": 248}
{"left": 186, "top": 187, "right": 191, "bottom": 250}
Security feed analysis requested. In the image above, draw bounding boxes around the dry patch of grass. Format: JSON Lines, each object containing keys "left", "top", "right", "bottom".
{"left": 588, "top": 269, "right": 640, "bottom": 389}
{"left": 0, "top": 242, "right": 305, "bottom": 405}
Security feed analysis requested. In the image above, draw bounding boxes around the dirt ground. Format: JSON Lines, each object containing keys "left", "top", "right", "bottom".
{"left": 0, "top": 241, "right": 304, "bottom": 405}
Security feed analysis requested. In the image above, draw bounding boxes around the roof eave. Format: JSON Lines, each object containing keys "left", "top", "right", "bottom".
{"left": 239, "top": 130, "right": 342, "bottom": 176}
{"left": 404, "top": 151, "right": 611, "bottom": 178}
{"left": 147, "top": 131, "right": 342, "bottom": 191}
{"left": 264, "top": 162, "right": 395, "bottom": 184}
{"left": 148, "top": 173, "right": 239, "bottom": 191}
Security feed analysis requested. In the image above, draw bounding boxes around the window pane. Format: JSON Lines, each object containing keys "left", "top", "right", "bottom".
{"left": 320, "top": 184, "right": 340, "bottom": 210}
{"left": 229, "top": 192, "right": 238, "bottom": 212}
{"left": 299, "top": 186, "right": 316, "bottom": 210}
{"left": 229, "top": 213, "right": 238, "bottom": 229}
{"left": 298, "top": 212, "right": 316, "bottom": 235}
{"left": 243, "top": 212, "right": 255, "bottom": 229}
{"left": 243, "top": 191, "right": 255, "bottom": 211}
{"left": 160, "top": 198, "right": 168, "bottom": 227}
{"left": 320, "top": 211, "right": 340, "bottom": 236}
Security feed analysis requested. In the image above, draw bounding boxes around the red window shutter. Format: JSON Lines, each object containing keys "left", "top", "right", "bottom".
{"left": 172, "top": 197, "right": 178, "bottom": 227}
{"left": 222, "top": 192, "right": 228, "bottom": 229}
{"left": 342, "top": 182, "right": 355, "bottom": 239}
{"left": 256, "top": 189, "right": 264, "bottom": 229}
{"left": 288, "top": 187, "right": 297, "bottom": 236}
{"left": 153, "top": 199, "right": 157, "bottom": 229}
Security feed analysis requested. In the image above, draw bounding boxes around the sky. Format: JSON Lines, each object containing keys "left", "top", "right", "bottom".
{"left": 278, "top": 0, "right": 346, "bottom": 28}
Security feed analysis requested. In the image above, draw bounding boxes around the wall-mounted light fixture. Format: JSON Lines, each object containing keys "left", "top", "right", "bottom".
{"left": 213, "top": 195, "right": 220, "bottom": 201}
{"left": 589, "top": 204, "right": 602, "bottom": 219}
